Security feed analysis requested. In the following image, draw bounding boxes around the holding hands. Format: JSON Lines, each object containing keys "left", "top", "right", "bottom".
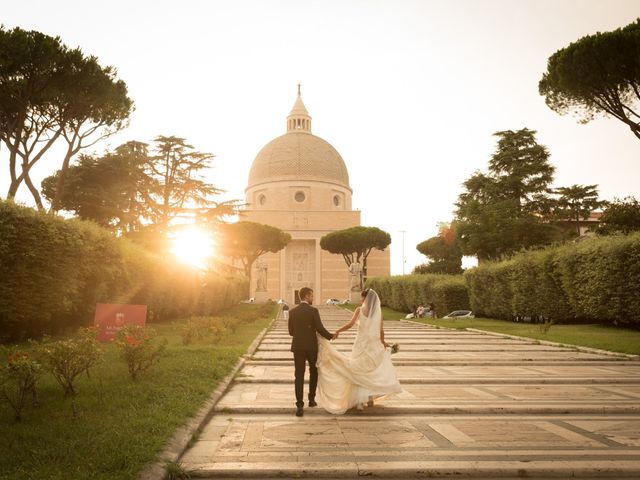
{"left": 331, "top": 332, "right": 339, "bottom": 341}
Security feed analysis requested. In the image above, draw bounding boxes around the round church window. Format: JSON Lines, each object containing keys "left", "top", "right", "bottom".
{"left": 294, "top": 191, "right": 306, "bottom": 203}
{"left": 333, "top": 195, "right": 340, "bottom": 206}
{"left": 258, "top": 194, "right": 266, "bottom": 206}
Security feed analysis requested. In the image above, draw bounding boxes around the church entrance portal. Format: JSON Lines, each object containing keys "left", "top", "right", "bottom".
{"left": 285, "top": 240, "right": 315, "bottom": 305}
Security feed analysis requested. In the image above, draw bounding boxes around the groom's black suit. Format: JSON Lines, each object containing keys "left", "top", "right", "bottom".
{"left": 288, "top": 301, "right": 333, "bottom": 408}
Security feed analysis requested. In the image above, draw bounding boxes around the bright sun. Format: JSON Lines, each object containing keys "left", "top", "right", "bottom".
{"left": 170, "top": 228, "right": 213, "bottom": 269}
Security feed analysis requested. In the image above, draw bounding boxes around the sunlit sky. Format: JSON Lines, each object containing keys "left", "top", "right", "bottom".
{"left": 2, "top": 0, "right": 640, "bottom": 274}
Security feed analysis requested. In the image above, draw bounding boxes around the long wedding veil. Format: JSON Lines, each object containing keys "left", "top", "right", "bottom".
{"left": 360, "top": 289, "right": 382, "bottom": 337}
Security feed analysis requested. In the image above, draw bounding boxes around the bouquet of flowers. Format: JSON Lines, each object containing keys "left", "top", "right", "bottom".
{"left": 390, "top": 343, "right": 400, "bottom": 354}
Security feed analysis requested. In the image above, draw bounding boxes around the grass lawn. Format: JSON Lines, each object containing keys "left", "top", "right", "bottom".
{"left": 339, "top": 303, "right": 406, "bottom": 320}
{"left": 412, "top": 316, "right": 640, "bottom": 356}
{"left": 0, "top": 304, "right": 275, "bottom": 480}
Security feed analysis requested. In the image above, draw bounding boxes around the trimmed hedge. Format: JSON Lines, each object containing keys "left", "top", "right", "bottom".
{"left": 465, "top": 233, "right": 640, "bottom": 326}
{"left": 0, "top": 201, "right": 247, "bottom": 340}
{"left": 366, "top": 274, "right": 470, "bottom": 317}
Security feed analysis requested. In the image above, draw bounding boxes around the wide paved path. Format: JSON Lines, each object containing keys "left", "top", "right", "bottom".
{"left": 182, "top": 305, "right": 640, "bottom": 478}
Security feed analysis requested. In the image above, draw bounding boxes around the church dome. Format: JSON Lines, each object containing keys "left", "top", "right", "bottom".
{"left": 247, "top": 89, "right": 351, "bottom": 191}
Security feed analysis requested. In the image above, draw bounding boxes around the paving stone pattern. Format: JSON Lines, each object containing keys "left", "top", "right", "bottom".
{"left": 182, "top": 305, "right": 640, "bottom": 478}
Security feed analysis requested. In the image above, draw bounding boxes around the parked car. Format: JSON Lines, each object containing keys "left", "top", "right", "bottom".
{"left": 325, "top": 298, "right": 342, "bottom": 305}
{"left": 443, "top": 310, "right": 475, "bottom": 319}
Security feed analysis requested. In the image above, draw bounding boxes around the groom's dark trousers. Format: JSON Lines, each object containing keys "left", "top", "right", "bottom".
{"left": 288, "top": 301, "right": 333, "bottom": 408}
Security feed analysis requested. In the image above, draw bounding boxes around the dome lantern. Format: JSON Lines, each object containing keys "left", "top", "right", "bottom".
{"left": 287, "top": 84, "right": 312, "bottom": 133}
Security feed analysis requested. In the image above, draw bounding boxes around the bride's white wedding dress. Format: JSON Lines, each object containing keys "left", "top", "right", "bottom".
{"left": 316, "top": 290, "right": 402, "bottom": 414}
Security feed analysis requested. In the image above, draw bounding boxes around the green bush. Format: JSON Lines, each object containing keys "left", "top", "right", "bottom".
{"left": 366, "top": 274, "right": 470, "bottom": 317}
{"left": 465, "top": 233, "right": 640, "bottom": 326}
{"left": 38, "top": 327, "right": 103, "bottom": 396}
{"left": 464, "top": 261, "right": 515, "bottom": 320}
{"left": 0, "top": 201, "right": 248, "bottom": 340}
{"left": 0, "top": 350, "right": 41, "bottom": 421}
{"left": 116, "top": 325, "right": 167, "bottom": 381}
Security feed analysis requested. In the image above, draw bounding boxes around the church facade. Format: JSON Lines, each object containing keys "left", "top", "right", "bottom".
{"left": 241, "top": 90, "right": 390, "bottom": 304}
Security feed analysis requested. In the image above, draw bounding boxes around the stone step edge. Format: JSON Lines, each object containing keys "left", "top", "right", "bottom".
{"left": 250, "top": 356, "right": 631, "bottom": 362}
{"left": 234, "top": 377, "right": 640, "bottom": 384}
{"left": 186, "top": 462, "right": 640, "bottom": 479}
{"left": 213, "top": 405, "right": 640, "bottom": 415}
{"left": 244, "top": 360, "right": 640, "bottom": 366}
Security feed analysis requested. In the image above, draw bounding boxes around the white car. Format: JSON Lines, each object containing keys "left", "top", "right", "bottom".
{"left": 443, "top": 310, "right": 475, "bottom": 319}
{"left": 325, "top": 298, "right": 342, "bottom": 305}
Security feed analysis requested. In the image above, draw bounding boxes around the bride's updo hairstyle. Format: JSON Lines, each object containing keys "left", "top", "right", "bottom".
{"left": 361, "top": 289, "right": 370, "bottom": 299}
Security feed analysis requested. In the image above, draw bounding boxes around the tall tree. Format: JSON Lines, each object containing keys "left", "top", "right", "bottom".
{"left": 0, "top": 26, "right": 132, "bottom": 208}
{"left": 552, "top": 184, "right": 604, "bottom": 236}
{"left": 50, "top": 50, "right": 133, "bottom": 211}
{"left": 455, "top": 129, "right": 563, "bottom": 261}
{"left": 42, "top": 138, "right": 239, "bottom": 238}
{"left": 416, "top": 223, "right": 463, "bottom": 274}
{"left": 539, "top": 19, "right": 640, "bottom": 141}
{"left": 41, "top": 142, "right": 150, "bottom": 232}
{"left": 217, "top": 222, "right": 291, "bottom": 277}
{"left": 597, "top": 196, "right": 640, "bottom": 235}
{"left": 320, "top": 226, "right": 391, "bottom": 288}
{"left": 143, "top": 136, "right": 222, "bottom": 233}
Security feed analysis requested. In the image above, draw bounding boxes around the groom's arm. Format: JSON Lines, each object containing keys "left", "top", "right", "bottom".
{"left": 312, "top": 309, "right": 333, "bottom": 341}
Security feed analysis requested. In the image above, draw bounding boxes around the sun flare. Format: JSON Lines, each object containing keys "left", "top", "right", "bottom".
{"left": 170, "top": 228, "right": 213, "bottom": 269}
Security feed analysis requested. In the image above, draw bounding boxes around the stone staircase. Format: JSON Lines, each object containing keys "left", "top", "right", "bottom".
{"left": 180, "top": 304, "right": 640, "bottom": 478}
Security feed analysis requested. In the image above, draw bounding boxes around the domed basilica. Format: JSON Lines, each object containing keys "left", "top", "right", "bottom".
{"left": 242, "top": 88, "right": 390, "bottom": 303}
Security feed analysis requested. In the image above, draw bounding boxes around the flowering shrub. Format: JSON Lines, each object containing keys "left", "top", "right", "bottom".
{"left": 220, "top": 316, "right": 241, "bottom": 334}
{"left": 181, "top": 317, "right": 226, "bottom": 345}
{"left": 116, "top": 325, "right": 167, "bottom": 380}
{"left": 38, "top": 327, "right": 103, "bottom": 396}
{"left": 1, "top": 351, "right": 41, "bottom": 421}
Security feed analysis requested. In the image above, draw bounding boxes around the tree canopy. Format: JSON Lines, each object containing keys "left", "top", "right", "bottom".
{"left": 552, "top": 184, "right": 604, "bottom": 236}
{"left": 415, "top": 223, "right": 462, "bottom": 274}
{"left": 539, "top": 19, "right": 640, "bottom": 141}
{"left": 0, "top": 26, "right": 133, "bottom": 209}
{"left": 42, "top": 142, "right": 150, "bottom": 232}
{"left": 42, "top": 138, "right": 239, "bottom": 238}
{"left": 597, "top": 196, "right": 640, "bottom": 235}
{"left": 455, "top": 128, "right": 564, "bottom": 261}
{"left": 320, "top": 226, "right": 391, "bottom": 289}
{"left": 217, "top": 221, "right": 291, "bottom": 277}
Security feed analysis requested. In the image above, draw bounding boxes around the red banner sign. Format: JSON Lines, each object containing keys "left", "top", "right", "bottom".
{"left": 94, "top": 304, "right": 147, "bottom": 342}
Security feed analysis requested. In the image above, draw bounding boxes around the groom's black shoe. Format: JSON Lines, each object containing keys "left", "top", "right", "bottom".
{"left": 308, "top": 400, "right": 318, "bottom": 407}
{"left": 295, "top": 407, "right": 304, "bottom": 417}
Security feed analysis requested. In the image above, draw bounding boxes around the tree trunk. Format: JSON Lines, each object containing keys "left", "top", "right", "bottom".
{"left": 23, "top": 170, "right": 44, "bottom": 211}
{"left": 50, "top": 144, "right": 76, "bottom": 212}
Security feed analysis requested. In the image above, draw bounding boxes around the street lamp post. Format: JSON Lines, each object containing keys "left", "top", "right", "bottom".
{"left": 400, "top": 230, "right": 406, "bottom": 275}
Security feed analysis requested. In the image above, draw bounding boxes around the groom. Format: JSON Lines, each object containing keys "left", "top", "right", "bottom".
{"left": 288, "top": 287, "right": 334, "bottom": 417}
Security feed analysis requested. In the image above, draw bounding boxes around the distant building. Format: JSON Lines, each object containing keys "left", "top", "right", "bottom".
{"left": 554, "top": 211, "right": 603, "bottom": 237}
{"left": 240, "top": 89, "right": 390, "bottom": 303}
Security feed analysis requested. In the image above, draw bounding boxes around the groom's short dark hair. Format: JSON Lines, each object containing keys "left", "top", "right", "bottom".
{"left": 299, "top": 287, "right": 312, "bottom": 300}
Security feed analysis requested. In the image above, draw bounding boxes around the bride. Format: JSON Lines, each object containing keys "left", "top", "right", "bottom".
{"left": 316, "top": 289, "right": 402, "bottom": 414}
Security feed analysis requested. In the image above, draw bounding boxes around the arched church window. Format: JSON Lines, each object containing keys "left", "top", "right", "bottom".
{"left": 258, "top": 194, "right": 266, "bottom": 206}
{"left": 294, "top": 191, "right": 306, "bottom": 202}
{"left": 333, "top": 195, "right": 341, "bottom": 206}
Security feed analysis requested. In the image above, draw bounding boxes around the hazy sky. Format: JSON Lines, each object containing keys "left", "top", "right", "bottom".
{"left": 2, "top": 0, "right": 640, "bottom": 273}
